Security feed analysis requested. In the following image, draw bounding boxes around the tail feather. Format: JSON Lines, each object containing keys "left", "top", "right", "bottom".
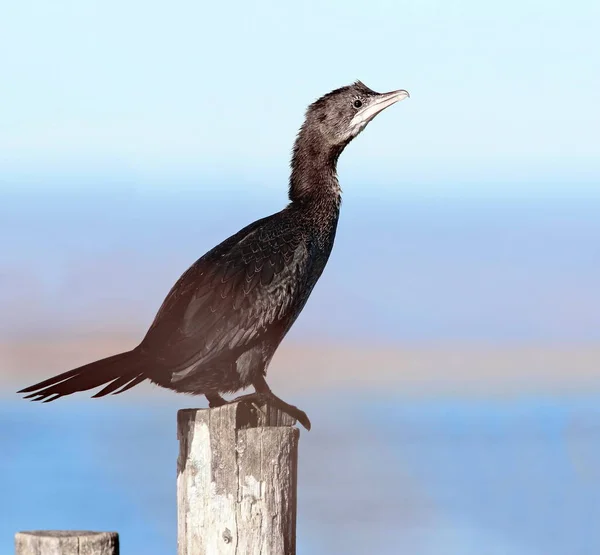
{"left": 113, "top": 374, "right": 147, "bottom": 395}
{"left": 18, "top": 350, "right": 147, "bottom": 402}
{"left": 91, "top": 372, "right": 146, "bottom": 398}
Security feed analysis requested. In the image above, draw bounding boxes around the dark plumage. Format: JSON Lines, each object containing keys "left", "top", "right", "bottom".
{"left": 18, "top": 80, "right": 409, "bottom": 429}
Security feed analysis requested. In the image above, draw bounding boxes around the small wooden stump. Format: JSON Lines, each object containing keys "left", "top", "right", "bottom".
{"left": 15, "top": 531, "right": 119, "bottom": 555}
{"left": 177, "top": 402, "right": 300, "bottom": 555}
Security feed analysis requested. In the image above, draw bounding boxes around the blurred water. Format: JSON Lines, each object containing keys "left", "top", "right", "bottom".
{"left": 1, "top": 394, "right": 599, "bottom": 555}
{"left": 2, "top": 183, "right": 599, "bottom": 554}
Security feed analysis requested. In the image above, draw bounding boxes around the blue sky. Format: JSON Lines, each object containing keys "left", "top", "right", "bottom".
{"left": 1, "top": 0, "right": 599, "bottom": 196}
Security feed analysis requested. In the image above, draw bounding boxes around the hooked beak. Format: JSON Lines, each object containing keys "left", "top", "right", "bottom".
{"left": 350, "top": 89, "right": 410, "bottom": 128}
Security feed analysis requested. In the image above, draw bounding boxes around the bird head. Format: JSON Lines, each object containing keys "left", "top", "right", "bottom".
{"left": 305, "top": 80, "right": 410, "bottom": 147}
{"left": 289, "top": 80, "right": 410, "bottom": 202}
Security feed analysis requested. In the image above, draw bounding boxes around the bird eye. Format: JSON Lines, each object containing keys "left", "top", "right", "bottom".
{"left": 353, "top": 99, "right": 362, "bottom": 108}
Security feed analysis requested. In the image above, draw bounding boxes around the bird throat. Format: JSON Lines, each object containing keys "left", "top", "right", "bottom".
{"left": 288, "top": 126, "right": 344, "bottom": 207}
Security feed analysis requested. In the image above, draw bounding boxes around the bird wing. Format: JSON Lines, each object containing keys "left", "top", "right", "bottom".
{"left": 139, "top": 213, "right": 310, "bottom": 372}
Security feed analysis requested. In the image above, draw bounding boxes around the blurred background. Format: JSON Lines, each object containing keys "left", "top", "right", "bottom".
{"left": 1, "top": 0, "right": 599, "bottom": 553}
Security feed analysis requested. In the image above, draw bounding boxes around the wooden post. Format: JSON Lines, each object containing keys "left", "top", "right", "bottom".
{"left": 15, "top": 531, "right": 119, "bottom": 555}
{"left": 177, "top": 402, "right": 300, "bottom": 555}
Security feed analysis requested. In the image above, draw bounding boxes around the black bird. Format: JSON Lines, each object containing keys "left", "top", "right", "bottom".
{"left": 18, "top": 81, "right": 409, "bottom": 429}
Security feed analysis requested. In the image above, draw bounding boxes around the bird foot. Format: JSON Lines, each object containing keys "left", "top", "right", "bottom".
{"left": 231, "top": 392, "right": 311, "bottom": 431}
{"left": 205, "top": 392, "right": 229, "bottom": 408}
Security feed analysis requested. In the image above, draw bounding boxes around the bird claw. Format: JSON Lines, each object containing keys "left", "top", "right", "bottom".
{"left": 250, "top": 401, "right": 267, "bottom": 418}
{"left": 291, "top": 408, "right": 311, "bottom": 431}
{"left": 231, "top": 392, "right": 311, "bottom": 431}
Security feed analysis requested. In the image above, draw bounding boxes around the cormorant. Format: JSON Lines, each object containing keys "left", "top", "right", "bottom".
{"left": 18, "top": 81, "right": 409, "bottom": 430}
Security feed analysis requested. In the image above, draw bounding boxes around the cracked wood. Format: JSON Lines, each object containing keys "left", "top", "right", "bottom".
{"left": 177, "top": 402, "right": 299, "bottom": 555}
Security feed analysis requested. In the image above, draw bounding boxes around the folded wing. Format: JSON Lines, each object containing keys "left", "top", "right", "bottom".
{"left": 140, "top": 215, "right": 310, "bottom": 373}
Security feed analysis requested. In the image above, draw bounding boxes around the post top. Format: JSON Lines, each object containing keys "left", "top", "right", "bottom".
{"left": 17, "top": 531, "right": 118, "bottom": 538}
{"left": 178, "top": 401, "right": 297, "bottom": 429}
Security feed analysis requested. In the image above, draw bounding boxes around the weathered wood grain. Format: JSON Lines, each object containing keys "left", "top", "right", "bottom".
{"left": 15, "top": 531, "right": 119, "bottom": 555}
{"left": 177, "top": 402, "right": 299, "bottom": 555}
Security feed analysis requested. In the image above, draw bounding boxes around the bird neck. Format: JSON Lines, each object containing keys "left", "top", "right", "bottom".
{"left": 288, "top": 125, "right": 343, "bottom": 206}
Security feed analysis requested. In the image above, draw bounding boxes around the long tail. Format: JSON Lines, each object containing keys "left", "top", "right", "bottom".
{"left": 18, "top": 349, "right": 148, "bottom": 402}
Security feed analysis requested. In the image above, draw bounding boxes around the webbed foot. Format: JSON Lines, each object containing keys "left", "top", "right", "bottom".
{"left": 232, "top": 391, "right": 311, "bottom": 431}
